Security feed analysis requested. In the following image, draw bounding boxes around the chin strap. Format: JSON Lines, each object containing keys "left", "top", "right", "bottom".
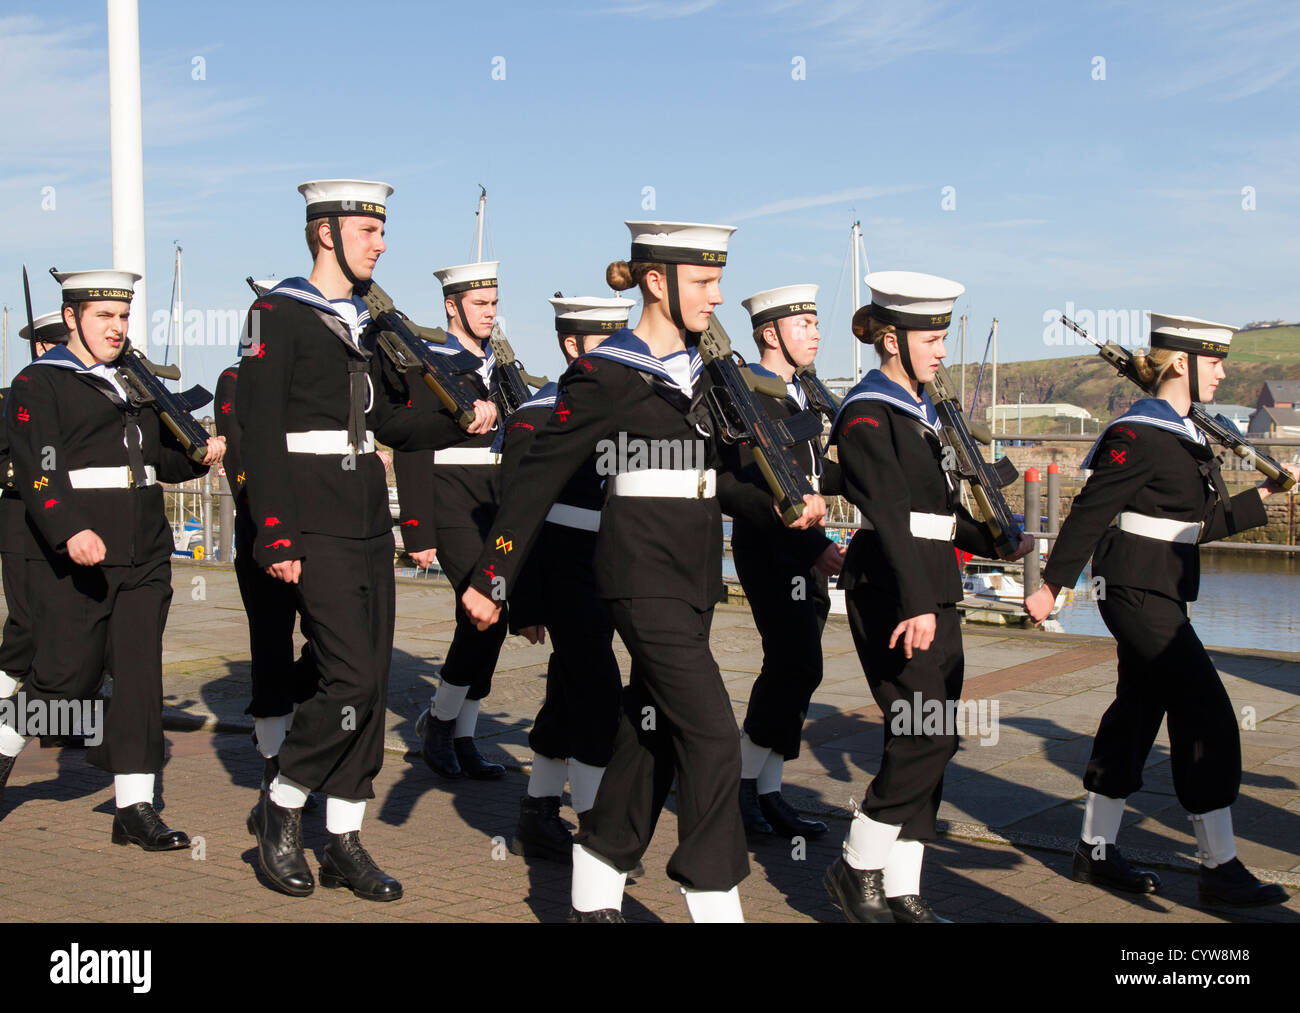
{"left": 326, "top": 216, "right": 361, "bottom": 288}
{"left": 664, "top": 263, "right": 686, "bottom": 331}
{"left": 1187, "top": 352, "right": 1201, "bottom": 403}
{"left": 895, "top": 328, "right": 920, "bottom": 388}
{"left": 772, "top": 318, "right": 800, "bottom": 371}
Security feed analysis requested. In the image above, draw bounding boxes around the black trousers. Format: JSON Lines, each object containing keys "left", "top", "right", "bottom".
{"left": 1088, "top": 584, "right": 1240, "bottom": 813}
{"left": 575, "top": 598, "right": 749, "bottom": 892}
{"left": 436, "top": 525, "right": 507, "bottom": 701}
{"left": 26, "top": 555, "right": 172, "bottom": 774}
{"left": 846, "top": 587, "right": 963, "bottom": 842}
{"left": 0, "top": 549, "right": 34, "bottom": 679}
{"left": 234, "top": 508, "right": 317, "bottom": 718}
{"left": 276, "top": 531, "right": 395, "bottom": 800}
{"left": 733, "top": 539, "right": 829, "bottom": 760}
{"left": 529, "top": 529, "right": 621, "bottom": 767}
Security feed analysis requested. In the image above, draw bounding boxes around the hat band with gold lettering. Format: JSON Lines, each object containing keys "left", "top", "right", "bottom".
{"left": 750, "top": 302, "right": 818, "bottom": 328}
{"left": 869, "top": 303, "right": 953, "bottom": 331}
{"left": 1150, "top": 332, "right": 1231, "bottom": 357}
{"left": 557, "top": 318, "right": 624, "bottom": 336}
{"left": 441, "top": 277, "right": 498, "bottom": 296}
{"left": 630, "top": 243, "right": 727, "bottom": 267}
{"left": 305, "top": 200, "right": 387, "bottom": 221}
{"left": 61, "top": 287, "right": 135, "bottom": 303}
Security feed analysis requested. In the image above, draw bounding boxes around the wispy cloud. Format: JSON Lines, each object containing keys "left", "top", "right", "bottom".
{"left": 593, "top": 0, "right": 721, "bottom": 18}
{"left": 1138, "top": 1, "right": 1300, "bottom": 101}
{"left": 729, "top": 183, "right": 923, "bottom": 221}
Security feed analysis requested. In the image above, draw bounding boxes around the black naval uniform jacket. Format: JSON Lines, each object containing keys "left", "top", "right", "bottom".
{"left": 6, "top": 350, "right": 208, "bottom": 564}
{"left": 1042, "top": 398, "right": 1267, "bottom": 601}
{"left": 214, "top": 364, "right": 245, "bottom": 508}
{"left": 235, "top": 286, "right": 464, "bottom": 568}
{"left": 467, "top": 332, "right": 782, "bottom": 610}
{"left": 495, "top": 380, "right": 606, "bottom": 631}
{"left": 0, "top": 388, "right": 28, "bottom": 556}
{"left": 728, "top": 364, "right": 835, "bottom": 571}
{"left": 829, "top": 370, "right": 997, "bottom": 618}
{"left": 393, "top": 336, "right": 500, "bottom": 552}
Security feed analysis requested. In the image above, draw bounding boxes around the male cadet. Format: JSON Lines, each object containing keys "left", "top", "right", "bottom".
{"left": 1, "top": 312, "right": 69, "bottom": 702}
{"left": 238, "top": 180, "right": 487, "bottom": 901}
{"left": 407, "top": 261, "right": 511, "bottom": 780}
{"left": 505, "top": 295, "right": 632, "bottom": 862}
{"left": 213, "top": 290, "right": 318, "bottom": 803}
{"left": 731, "top": 285, "right": 845, "bottom": 838}
{"left": 0, "top": 271, "right": 223, "bottom": 848}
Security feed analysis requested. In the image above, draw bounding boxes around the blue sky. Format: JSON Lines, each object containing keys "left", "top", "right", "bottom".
{"left": 2, "top": 0, "right": 1298, "bottom": 397}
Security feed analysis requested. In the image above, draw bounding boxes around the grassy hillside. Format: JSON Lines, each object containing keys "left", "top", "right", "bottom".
{"left": 955, "top": 326, "right": 1300, "bottom": 424}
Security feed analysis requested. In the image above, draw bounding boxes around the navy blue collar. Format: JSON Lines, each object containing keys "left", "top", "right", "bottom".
{"left": 831, "top": 369, "right": 937, "bottom": 441}
{"left": 1082, "top": 397, "right": 1205, "bottom": 467}
{"left": 747, "top": 361, "right": 805, "bottom": 409}
{"left": 580, "top": 328, "right": 703, "bottom": 393}
{"left": 270, "top": 277, "right": 371, "bottom": 328}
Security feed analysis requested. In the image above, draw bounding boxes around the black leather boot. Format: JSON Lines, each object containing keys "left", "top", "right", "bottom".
{"left": 1071, "top": 841, "right": 1160, "bottom": 894}
{"left": 567, "top": 907, "right": 625, "bottom": 923}
{"left": 419, "top": 712, "right": 462, "bottom": 778}
{"left": 319, "top": 831, "right": 403, "bottom": 902}
{"left": 247, "top": 797, "right": 314, "bottom": 897}
{"left": 759, "top": 790, "right": 828, "bottom": 838}
{"left": 1199, "top": 859, "right": 1288, "bottom": 907}
{"left": 823, "top": 856, "right": 895, "bottom": 923}
{"left": 454, "top": 737, "right": 505, "bottom": 779}
{"left": 739, "top": 778, "right": 772, "bottom": 835}
{"left": 887, "top": 895, "right": 953, "bottom": 923}
{"left": 0, "top": 751, "right": 17, "bottom": 807}
{"left": 111, "top": 803, "right": 190, "bottom": 851}
{"left": 511, "top": 795, "right": 573, "bottom": 862}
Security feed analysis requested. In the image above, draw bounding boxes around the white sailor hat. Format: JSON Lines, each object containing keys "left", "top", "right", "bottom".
{"left": 1148, "top": 313, "right": 1234, "bottom": 358}
{"left": 861, "top": 270, "right": 964, "bottom": 331}
{"left": 548, "top": 295, "right": 636, "bottom": 335}
{"left": 742, "top": 284, "right": 819, "bottom": 328}
{"left": 51, "top": 270, "right": 141, "bottom": 304}
{"left": 18, "top": 311, "right": 69, "bottom": 344}
{"left": 435, "top": 261, "right": 500, "bottom": 296}
{"left": 297, "top": 179, "right": 393, "bottom": 221}
{"left": 625, "top": 221, "right": 736, "bottom": 267}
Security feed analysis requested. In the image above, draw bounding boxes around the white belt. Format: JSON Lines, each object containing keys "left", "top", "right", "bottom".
{"left": 546, "top": 503, "right": 601, "bottom": 532}
{"left": 67, "top": 465, "right": 157, "bottom": 489}
{"left": 860, "top": 511, "right": 956, "bottom": 540}
{"left": 433, "top": 447, "right": 501, "bottom": 466}
{"left": 609, "top": 468, "right": 717, "bottom": 500}
{"left": 285, "top": 430, "right": 375, "bottom": 455}
{"left": 1117, "top": 511, "right": 1201, "bottom": 544}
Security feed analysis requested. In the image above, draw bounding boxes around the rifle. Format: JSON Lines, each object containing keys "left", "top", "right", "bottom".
{"left": 698, "top": 316, "right": 825, "bottom": 524}
{"left": 794, "top": 364, "right": 840, "bottom": 422}
{"left": 488, "top": 322, "right": 548, "bottom": 418}
{"left": 114, "top": 339, "right": 216, "bottom": 463}
{"left": 359, "top": 280, "right": 487, "bottom": 431}
{"left": 926, "top": 363, "right": 1025, "bottom": 559}
{"left": 1061, "top": 315, "right": 1296, "bottom": 491}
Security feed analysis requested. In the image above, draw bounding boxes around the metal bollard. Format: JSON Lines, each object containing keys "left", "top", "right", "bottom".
{"left": 1046, "top": 461, "right": 1060, "bottom": 538}
{"left": 200, "top": 417, "right": 213, "bottom": 564}
{"left": 1024, "top": 467, "right": 1041, "bottom": 594}
{"left": 218, "top": 474, "right": 234, "bottom": 563}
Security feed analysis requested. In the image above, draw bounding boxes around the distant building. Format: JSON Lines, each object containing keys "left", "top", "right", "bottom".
{"left": 1248, "top": 405, "right": 1300, "bottom": 439}
{"left": 985, "top": 403, "right": 1092, "bottom": 425}
{"left": 1203, "top": 404, "right": 1253, "bottom": 434}
{"left": 1256, "top": 381, "right": 1300, "bottom": 411}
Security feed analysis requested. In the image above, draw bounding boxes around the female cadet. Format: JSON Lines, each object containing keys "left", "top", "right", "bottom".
{"left": 505, "top": 295, "right": 632, "bottom": 862}
{"left": 1025, "top": 314, "right": 1295, "bottom": 908}
{"left": 461, "top": 221, "right": 826, "bottom": 922}
{"left": 822, "top": 271, "right": 1033, "bottom": 924}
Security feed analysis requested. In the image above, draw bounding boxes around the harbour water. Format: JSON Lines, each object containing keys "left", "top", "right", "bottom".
{"left": 1054, "top": 552, "right": 1299, "bottom": 653}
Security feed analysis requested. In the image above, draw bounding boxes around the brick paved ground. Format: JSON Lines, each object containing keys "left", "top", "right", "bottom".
{"left": 1, "top": 563, "right": 1298, "bottom": 924}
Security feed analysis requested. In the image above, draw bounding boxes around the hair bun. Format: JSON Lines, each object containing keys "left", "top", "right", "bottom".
{"left": 606, "top": 260, "right": 635, "bottom": 291}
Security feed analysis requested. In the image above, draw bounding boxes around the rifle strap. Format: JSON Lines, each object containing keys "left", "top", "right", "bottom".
{"left": 73, "top": 371, "right": 150, "bottom": 487}
{"left": 347, "top": 359, "right": 369, "bottom": 452}
{"left": 1199, "top": 453, "right": 1234, "bottom": 527}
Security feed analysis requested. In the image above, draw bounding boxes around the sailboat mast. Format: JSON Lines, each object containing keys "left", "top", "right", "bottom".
{"left": 473, "top": 185, "right": 487, "bottom": 263}
{"left": 850, "top": 221, "right": 862, "bottom": 383}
